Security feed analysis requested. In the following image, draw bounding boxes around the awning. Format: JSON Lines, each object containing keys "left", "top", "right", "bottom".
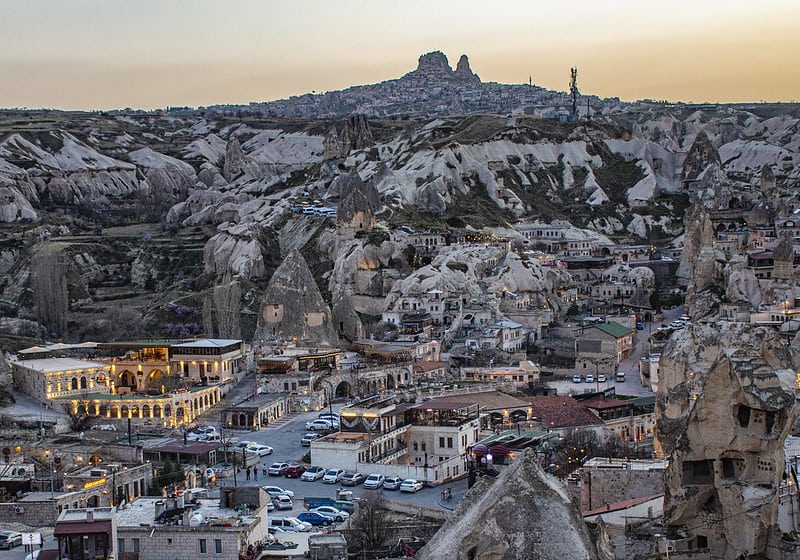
{"left": 54, "top": 520, "right": 112, "bottom": 536}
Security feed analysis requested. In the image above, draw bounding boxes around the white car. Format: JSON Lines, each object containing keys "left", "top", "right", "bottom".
{"left": 233, "top": 440, "right": 257, "bottom": 450}
{"left": 399, "top": 479, "right": 424, "bottom": 493}
{"left": 301, "top": 466, "right": 326, "bottom": 481}
{"left": 246, "top": 444, "right": 274, "bottom": 457}
{"left": 311, "top": 506, "right": 350, "bottom": 522}
{"left": 597, "top": 374, "right": 606, "bottom": 383}
{"left": 363, "top": 473, "right": 385, "bottom": 489}
{"left": 322, "top": 469, "right": 345, "bottom": 484}
{"left": 262, "top": 485, "right": 295, "bottom": 498}
{"left": 272, "top": 494, "right": 293, "bottom": 510}
{"left": 305, "top": 419, "right": 334, "bottom": 431}
{"left": 585, "top": 374, "right": 594, "bottom": 383}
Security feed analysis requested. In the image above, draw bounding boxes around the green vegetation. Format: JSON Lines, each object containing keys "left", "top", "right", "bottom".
{"left": 446, "top": 261, "right": 468, "bottom": 273}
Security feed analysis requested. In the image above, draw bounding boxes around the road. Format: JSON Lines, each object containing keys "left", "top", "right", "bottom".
{"left": 212, "top": 408, "right": 466, "bottom": 515}
{"left": 545, "top": 305, "right": 686, "bottom": 398}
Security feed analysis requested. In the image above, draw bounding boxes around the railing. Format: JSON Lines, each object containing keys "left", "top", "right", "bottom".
{"left": 370, "top": 442, "right": 408, "bottom": 464}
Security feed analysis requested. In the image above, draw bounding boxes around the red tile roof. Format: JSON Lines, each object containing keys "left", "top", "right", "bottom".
{"left": 523, "top": 396, "right": 602, "bottom": 428}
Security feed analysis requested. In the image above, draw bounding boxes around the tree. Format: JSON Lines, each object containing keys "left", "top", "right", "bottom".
{"left": 213, "top": 272, "right": 241, "bottom": 338}
{"left": 32, "top": 246, "right": 69, "bottom": 338}
{"left": 349, "top": 490, "right": 390, "bottom": 552}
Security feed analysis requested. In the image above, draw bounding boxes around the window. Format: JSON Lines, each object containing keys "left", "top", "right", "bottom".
{"left": 167, "top": 538, "right": 173, "bottom": 545}
{"left": 439, "top": 437, "right": 445, "bottom": 448}
{"left": 421, "top": 442, "right": 426, "bottom": 451}
{"left": 214, "top": 539, "right": 223, "bottom": 554}
{"left": 132, "top": 538, "right": 140, "bottom": 553}
{"left": 199, "top": 539, "right": 207, "bottom": 554}
{"left": 117, "top": 539, "right": 125, "bottom": 553}
{"left": 447, "top": 437, "right": 453, "bottom": 448}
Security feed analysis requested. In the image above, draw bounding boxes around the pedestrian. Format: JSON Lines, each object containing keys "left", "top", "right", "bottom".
{"left": 254, "top": 466, "right": 258, "bottom": 481}
{"left": 246, "top": 466, "right": 251, "bottom": 481}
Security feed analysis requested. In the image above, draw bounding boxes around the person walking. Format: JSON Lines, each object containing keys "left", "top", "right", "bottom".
{"left": 246, "top": 466, "right": 251, "bottom": 481}
{"left": 253, "top": 466, "right": 258, "bottom": 481}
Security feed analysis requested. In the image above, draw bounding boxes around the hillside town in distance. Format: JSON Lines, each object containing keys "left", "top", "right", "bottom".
{"left": 0, "top": 49, "right": 799, "bottom": 560}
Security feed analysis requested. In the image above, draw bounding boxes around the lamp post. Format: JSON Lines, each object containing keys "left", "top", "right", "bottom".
{"left": 45, "top": 450, "right": 56, "bottom": 525}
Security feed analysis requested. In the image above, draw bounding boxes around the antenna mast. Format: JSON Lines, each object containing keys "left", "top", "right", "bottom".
{"left": 570, "top": 67, "right": 579, "bottom": 121}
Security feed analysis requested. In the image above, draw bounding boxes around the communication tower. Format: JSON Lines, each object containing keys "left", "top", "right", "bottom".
{"left": 570, "top": 67, "right": 579, "bottom": 121}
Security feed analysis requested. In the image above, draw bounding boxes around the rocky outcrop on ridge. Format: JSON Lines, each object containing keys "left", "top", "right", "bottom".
{"left": 454, "top": 54, "right": 481, "bottom": 83}
{"left": 417, "top": 449, "right": 596, "bottom": 560}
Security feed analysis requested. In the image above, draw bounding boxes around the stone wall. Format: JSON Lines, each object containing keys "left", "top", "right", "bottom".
{"left": 580, "top": 468, "right": 664, "bottom": 513}
{"left": 0, "top": 499, "right": 62, "bottom": 528}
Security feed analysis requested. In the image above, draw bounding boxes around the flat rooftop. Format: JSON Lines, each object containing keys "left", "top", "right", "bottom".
{"left": 12, "top": 357, "right": 108, "bottom": 373}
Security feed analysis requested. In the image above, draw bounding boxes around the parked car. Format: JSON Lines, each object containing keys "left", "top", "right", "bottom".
{"left": 300, "top": 433, "right": 322, "bottom": 446}
{"left": 399, "top": 479, "right": 424, "bottom": 493}
{"left": 300, "top": 466, "right": 326, "bottom": 481}
{"left": 272, "top": 494, "right": 293, "bottom": 510}
{"left": 363, "top": 473, "right": 385, "bottom": 489}
{"left": 616, "top": 372, "right": 626, "bottom": 382}
{"left": 322, "top": 469, "right": 345, "bottom": 484}
{"left": 268, "top": 517, "right": 312, "bottom": 532}
{"left": 262, "top": 485, "right": 294, "bottom": 498}
{"left": 585, "top": 374, "right": 594, "bottom": 383}
{"left": 247, "top": 444, "right": 274, "bottom": 457}
{"left": 572, "top": 374, "right": 582, "bottom": 383}
{"left": 187, "top": 425, "right": 217, "bottom": 440}
{"left": 383, "top": 476, "right": 403, "bottom": 490}
{"left": 284, "top": 464, "right": 306, "bottom": 478}
{"left": 305, "top": 419, "right": 334, "bottom": 431}
{"left": 311, "top": 506, "right": 350, "bottom": 522}
{"left": 297, "top": 511, "right": 334, "bottom": 526}
{"left": 233, "top": 440, "right": 256, "bottom": 450}
{"left": 340, "top": 472, "right": 364, "bottom": 486}
{"left": 0, "top": 531, "right": 22, "bottom": 549}
{"left": 597, "top": 374, "right": 606, "bottom": 383}
{"left": 267, "top": 462, "right": 291, "bottom": 476}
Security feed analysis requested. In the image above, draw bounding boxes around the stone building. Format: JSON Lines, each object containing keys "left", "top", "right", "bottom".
{"left": 54, "top": 506, "right": 116, "bottom": 560}
{"left": 115, "top": 487, "right": 270, "bottom": 560}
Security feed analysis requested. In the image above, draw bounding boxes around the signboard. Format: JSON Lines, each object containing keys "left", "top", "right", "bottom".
{"left": 22, "top": 533, "right": 42, "bottom": 545}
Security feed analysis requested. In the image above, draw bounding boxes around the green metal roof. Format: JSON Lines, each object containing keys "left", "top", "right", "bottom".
{"left": 594, "top": 321, "right": 633, "bottom": 338}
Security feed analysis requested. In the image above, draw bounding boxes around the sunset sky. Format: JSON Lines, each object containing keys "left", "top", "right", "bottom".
{"left": 1, "top": 0, "right": 798, "bottom": 110}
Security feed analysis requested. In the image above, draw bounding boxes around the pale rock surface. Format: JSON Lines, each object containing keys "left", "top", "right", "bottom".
{"left": 252, "top": 249, "right": 338, "bottom": 346}
{"left": 656, "top": 322, "right": 797, "bottom": 559}
{"left": 417, "top": 449, "right": 596, "bottom": 560}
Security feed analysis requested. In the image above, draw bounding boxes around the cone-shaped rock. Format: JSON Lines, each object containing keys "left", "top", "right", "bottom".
{"left": 253, "top": 249, "right": 338, "bottom": 346}
{"left": 417, "top": 449, "right": 597, "bottom": 560}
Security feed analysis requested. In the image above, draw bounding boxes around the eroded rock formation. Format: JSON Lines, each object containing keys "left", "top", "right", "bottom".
{"left": 656, "top": 323, "right": 797, "bottom": 558}
{"left": 418, "top": 449, "right": 596, "bottom": 560}
{"left": 252, "top": 249, "right": 338, "bottom": 346}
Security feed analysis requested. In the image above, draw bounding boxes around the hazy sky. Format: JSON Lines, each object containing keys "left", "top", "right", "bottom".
{"left": 1, "top": 0, "right": 798, "bottom": 110}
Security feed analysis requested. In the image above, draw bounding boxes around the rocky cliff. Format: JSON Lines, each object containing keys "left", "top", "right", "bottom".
{"left": 656, "top": 322, "right": 797, "bottom": 558}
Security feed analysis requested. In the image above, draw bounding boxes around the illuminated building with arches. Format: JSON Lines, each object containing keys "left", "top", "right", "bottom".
{"left": 11, "top": 338, "right": 245, "bottom": 428}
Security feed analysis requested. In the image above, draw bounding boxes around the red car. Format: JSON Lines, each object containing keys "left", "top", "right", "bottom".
{"left": 284, "top": 464, "right": 307, "bottom": 478}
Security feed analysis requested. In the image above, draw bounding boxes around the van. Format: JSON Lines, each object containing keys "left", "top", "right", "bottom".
{"left": 185, "top": 487, "right": 209, "bottom": 500}
{"left": 269, "top": 517, "right": 312, "bottom": 532}
{"left": 616, "top": 372, "right": 626, "bottom": 382}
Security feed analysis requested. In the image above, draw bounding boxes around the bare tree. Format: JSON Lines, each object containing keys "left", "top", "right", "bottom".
{"left": 213, "top": 272, "right": 241, "bottom": 339}
{"left": 350, "top": 490, "right": 391, "bottom": 552}
{"left": 32, "top": 247, "right": 69, "bottom": 338}
{"left": 201, "top": 292, "right": 215, "bottom": 337}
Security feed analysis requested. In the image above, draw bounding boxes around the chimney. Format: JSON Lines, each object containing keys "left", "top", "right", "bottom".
{"left": 154, "top": 500, "right": 166, "bottom": 519}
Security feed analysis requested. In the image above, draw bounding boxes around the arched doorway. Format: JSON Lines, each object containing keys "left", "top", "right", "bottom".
{"left": 120, "top": 405, "right": 129, "bottom": 418}
{"left": 118, "top": 370, "right": 137, "bottom": 390}
{"left": 86, "top": 495, "right": 99, "bottom": 507}
{"left": 335, "top": 381, "right": 352, "bottom": 398}
{"left": 149, "top": 369, "right": 165, "bottom": 391}
{"left": 509, "top": 410, "right": 527, "bottom": 423}
{"left": 386, "top": 375, "right": 396, "bottom": 390}
{"left": 238, "top": 413, "right": 246, "bottom": 427}
{"left": 142, "top": 405, "right": 151, "bottom": 418}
